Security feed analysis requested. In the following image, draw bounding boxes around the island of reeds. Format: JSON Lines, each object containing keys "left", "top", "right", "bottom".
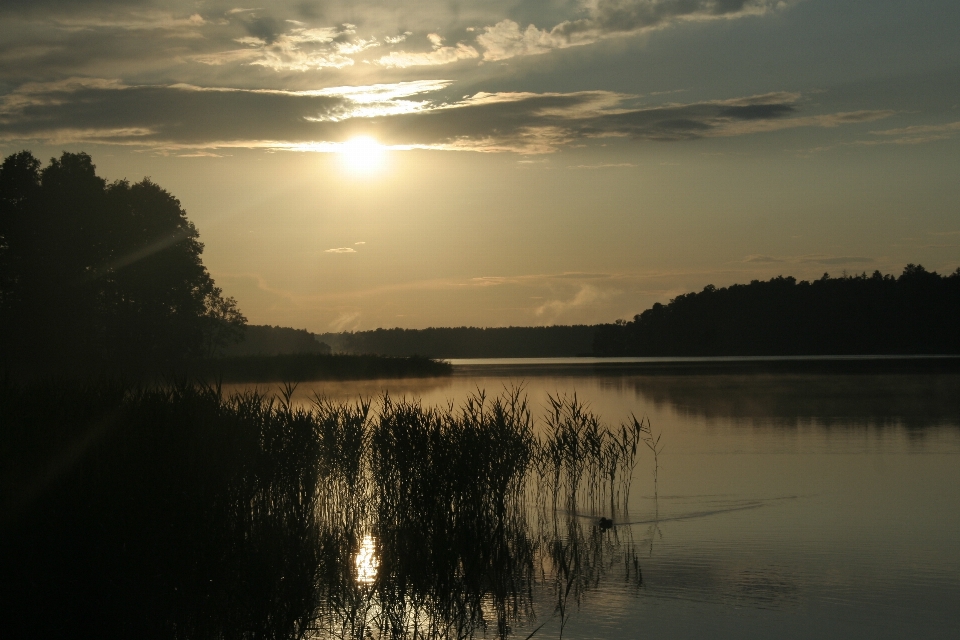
{"left": 2, "top": 379, "right": 650, "bottom": 639}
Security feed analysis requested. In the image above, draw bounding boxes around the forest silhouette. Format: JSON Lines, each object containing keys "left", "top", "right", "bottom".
{"left": 314, "top": 268, "right": 960, "bottom": 359}
{"left": 593, "top": 267, "right": 960, "bottom": 356}
{"left": 0, "top": 151, "right": 245, "bottom": 376}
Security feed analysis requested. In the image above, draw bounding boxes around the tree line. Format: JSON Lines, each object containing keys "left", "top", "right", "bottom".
{"left": 315, "top": 325, "right": 597, "bottom": 358}
{"left": 593, "top": 266, "right": 960, "bottom": 356}
{"left": 0, "top": 151, "right": 245, "bottom": 376}
{"left": 222, "top": 325, "right": 331, "bottom": 357}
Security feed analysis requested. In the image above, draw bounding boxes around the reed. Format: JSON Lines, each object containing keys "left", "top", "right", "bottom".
{"left": 536, "top": 393, "right": 644, "bottom": 514}
{"left": 1, "top": 379, "right": 648, "bottom": 640}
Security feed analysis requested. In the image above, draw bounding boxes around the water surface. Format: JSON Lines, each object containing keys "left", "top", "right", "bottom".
{"left": 227, "top": 361, "right": 960, "bottom": 639}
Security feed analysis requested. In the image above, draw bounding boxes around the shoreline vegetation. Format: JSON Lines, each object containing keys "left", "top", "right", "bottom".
{"left": 202, "top": 353, "right": 452, "bottom": 382}
{"left": 312, "top": 267, "right": 960, "bottom": 360}
{"left": 2, "top": 380, "right": 646, "bottom": 639}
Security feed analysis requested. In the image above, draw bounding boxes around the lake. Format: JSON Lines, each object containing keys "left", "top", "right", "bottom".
{"left": 227, "top": 359, "right": 960, "bottom": 639}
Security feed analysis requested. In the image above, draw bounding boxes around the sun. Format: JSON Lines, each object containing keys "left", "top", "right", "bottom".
{"left": 339, "top": 136, "right": 386, "bottom": 174}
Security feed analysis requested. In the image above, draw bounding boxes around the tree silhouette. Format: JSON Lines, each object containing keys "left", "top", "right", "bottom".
{"left": 593, "top": 267, "right": 960, "bottom": 356}
{"left": 0, "top": 151, "right": 245, "bottom": 375}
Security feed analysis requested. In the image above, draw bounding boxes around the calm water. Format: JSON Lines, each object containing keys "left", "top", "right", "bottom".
{"left": 227, "top": 362, "right": 960, "bottom": 639}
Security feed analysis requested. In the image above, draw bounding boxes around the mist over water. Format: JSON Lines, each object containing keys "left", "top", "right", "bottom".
{"left": 228, "top": 366, "right": 960, "bottom": 639}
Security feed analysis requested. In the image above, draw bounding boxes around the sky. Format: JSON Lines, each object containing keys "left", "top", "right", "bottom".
{"left": 1, "top": 0, "right": 959, "bottom": 331}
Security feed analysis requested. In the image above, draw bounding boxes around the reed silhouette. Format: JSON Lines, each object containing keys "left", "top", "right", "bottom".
{"left": 2, "top": 380, "right": 645, "bottom": 640}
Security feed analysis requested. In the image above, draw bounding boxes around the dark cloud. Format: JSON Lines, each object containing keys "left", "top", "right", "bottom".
{"left": 0, "top": 0, "right": 156, "bottom": 12}
{"left": 718, "top": 103, "right": 795, "bottom": 120}
{"left": 243, "top": 16, "right": 283, "bottom": 44}
{"left": 0, "top": 81, "right": 891, "bottom": 153}
{"left": 0, "top": 82, "right": 350, "bottom": 146}
{"left": 0, "top": 6, "right": 216, "bottom": 84}
{"left": 591, "top": 0, "right": 756, "bottom": 34}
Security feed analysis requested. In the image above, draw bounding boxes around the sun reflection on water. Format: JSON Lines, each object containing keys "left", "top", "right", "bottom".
{"left": 355, "top": 534, "right": 379, "bottom": 585}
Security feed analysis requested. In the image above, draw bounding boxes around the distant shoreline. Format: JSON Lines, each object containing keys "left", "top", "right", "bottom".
{"left": 447, "top": 354, "right": 960, "bottom": 376}
{"left": 201, "top": 353, "right": 452, "bottom": 382}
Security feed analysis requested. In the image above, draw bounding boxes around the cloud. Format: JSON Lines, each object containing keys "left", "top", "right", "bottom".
{"left": 569, "top": 163, "right": 637, "bottom": 169}
{"left": 864, "top": 120, "right": 960, "bottom": 145}
{"left": 798, "top": 256, "right": 874, "bottom": 265}
{"left": 476, "top": 20, "right": 576, "bottom": 61}
{"left": 46, "top": 11, "right": 207, "bottom": 32}
{"left": 740, "top": 254, "right": 876, "bottom": 265}
{"left": 375, "top": 33, "right": 479, "bottom": 68}
{"left": 0, "top": 80, "right": 894, "bottom": 154}
{"left": 243, "top": 15, "right": 282, "bottom": 43}
{"left": 534, "top": 284, "right": 607, "bottom": 318}
{"left": 383, "top": 32, "right": 411, "bottom": 44}
{"left": 0, "top": 0, "right": 796, "bottom": 88}
{"left": 476, "top": 0, "right": 789, "bottom": 61}
{"left": 325, "top": 247, "right": 356, "bottom": 253}
{"left": 196, "top": 23, "right": 382, "bottom": 71}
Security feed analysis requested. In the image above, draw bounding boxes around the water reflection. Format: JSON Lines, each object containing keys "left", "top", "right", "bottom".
{"left": 314, "top": 501, "right": 643, "bottom": 639}
{"left": 304, "top": 389, "right": 645, "bottom": 639}
{"left": 354, "top": 535, "right": 378, "bottom": 585}
{"left": 610, "top": 374, "right": 960, "bottom": 430}
{"left": 219, "top": 370, "right": 960, "bottom": 639}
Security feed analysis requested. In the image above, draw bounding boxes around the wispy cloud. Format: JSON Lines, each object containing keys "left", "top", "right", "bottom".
{"left": 864, "top": 120, "right": 960, "bottom": 145}
{"left": 798, "top": 255, "right": 874, "bottom": 265}
{"left": 193, "top": 21, "right": 382, "bottom": 71}
{"left": 375, "top": 33, "right": 479, "bottom": 68}
{"left": 534, "top": 284, "right": 607, "bottom": 318}
{"left": 741, "top": 254, "right": 875, "bottom": 265}
{"left": 325, "top": 247, "right": 356, "bottom": 253}
{"left": 50, "top": 11, "right": 207, "bottom": 32}
{"left": 476, "top": 0, "right": 791, "bottom": 62}
{"left": 569, "top": 162, "right": 637, "bottom": 169}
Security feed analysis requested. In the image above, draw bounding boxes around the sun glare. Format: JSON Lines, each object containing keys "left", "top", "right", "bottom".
{"left": 340, "top": 136, "right": 386, "bottom": 174}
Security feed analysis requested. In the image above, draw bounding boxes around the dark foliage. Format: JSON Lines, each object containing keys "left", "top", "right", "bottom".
{"left": 1, "top": 381, "right": 324, "bottom": 640}
{"left": 593, "top": 266, "right": 960, "bottom": 356}
{"left": 1, "top": 381, "right": 643, "bottom": 640}
{"left": 317, "top": 325, "right": 598, "bottom": 358}
{"left": 0, "top": 150, "right": 245, "bottom": 377}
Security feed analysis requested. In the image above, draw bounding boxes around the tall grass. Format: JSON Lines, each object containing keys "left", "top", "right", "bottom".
{"left": 1, "top": 380, "right": 648, "bottom": 640}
